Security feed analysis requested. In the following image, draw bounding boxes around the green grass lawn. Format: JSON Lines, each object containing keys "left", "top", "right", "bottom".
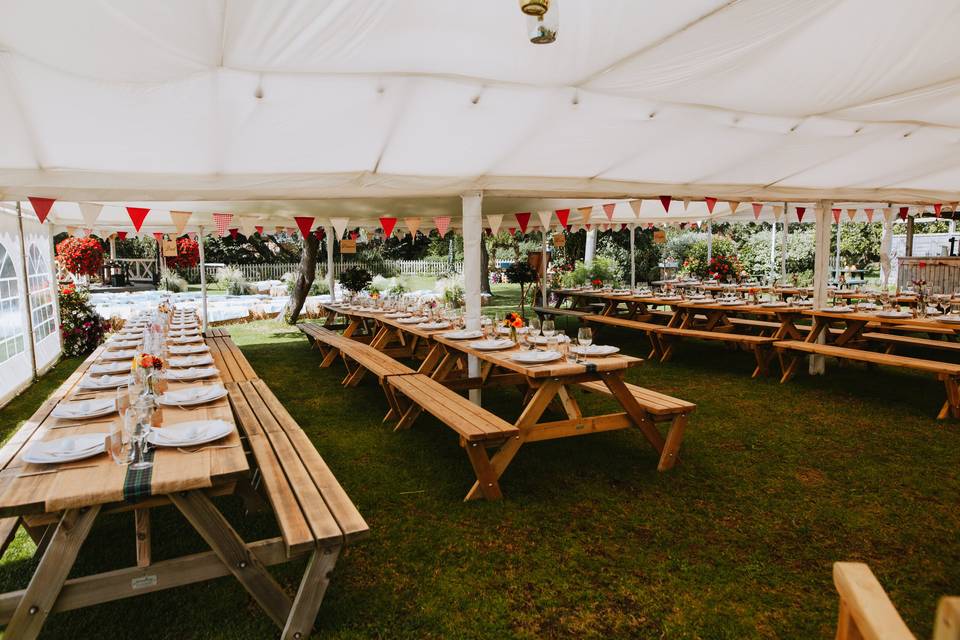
{"left": 0, "top": 290, "right": 957, "bottom": 638}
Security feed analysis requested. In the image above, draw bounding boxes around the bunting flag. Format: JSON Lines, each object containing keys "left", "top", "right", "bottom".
{"left": 682, "top": 198, "right": 691, "bottom": 211}
{"left": 773, "top": 205, "right": 784, "bottom": 221}
{"left": 832, "top": 208, "right": 841, "bottom": 223}
{"left": 66, "top": 226, "right": 77, "bottom": 237}
{"left": 846, "top": 208, "right": 857, "bottom": 221}
{"left": 864, "top": 208, "right": 874, "bottom": 222}
{"left": 286, "top": 226, "right": 297, "bottom": 236}
{"left": 255, "top": 225, "right": 264, "bottom": 235}
{"left": 240, "top": 217, "right": 257, "bottom": 238}
{"left": 212, "top": 212, "right": 232, "bottom": 236}
{"left": 882, "top": 208, "right": 893, "bottom": 223}
{"left": 628, "top": 200, "right": 642, "bottom": 218}
{"left": 294, "top": 216, "right": 315, "bottom": 238}
{"left": 379, "top": 216, "right": 397, "bottom": 237}
{"left": 405, "top": 217, "right": 422, "bottom": 237}
{"left": 83, "top": 228, "right": 93, "bottom": 238}
{"left": 508, "top": 227, "right": 517, "bottom": 235}
{"left": 622, "top": 223, "right": 629, "bottom": 231}
{"left": 659, "top": 196, "right": 672, "bottom": 213}
{"left": 79, "top": 202, "right": 102, "bottom": 227}
{"left": 602, "top": 203, "right": 616, "bottom": 221}
{"left": 330, "top": 217, "right": 350, "bottom": 240}
{"left": 486, "top": 215, "right": 502, "bottom": 235}
{"left": 187, "top": 231, "right": 197, "bottom": 241}
{"left": 314, "top": 229, "right": 325, "bottom": 240}
{"left": 28, "top": 197, "right": 56, "bottom": 223}
{"left": 752, "top": 203, "right": 763, "bottom": 220}
{"left": 537, "top": 210, "right": 552, "bottom": 231}
{"left": 728, "top": 201, "right": 740, "bottom": 215}
{"left": 514, "top": 212, "right": 530, "bottom": 234}
{"left": 228, "top": 228, "right": 239, "bottom": 240}
{"left": 117, "top": 231, "right": 128, "bottom": 240}
{"left": 127, "top": 207, "right": 150, "bottom": 232}
{"left": 705, "top": 197, "right": 718, "bottom": 214}
{"left": 275, "top": 226, "right": 285, "bottom": 235}
{"left": 796, "top": 206, "right": 806, "bottom": 222}
{"left": 350, "top": 230, "right": 359, "bottom": 241}
{"left": 434, "top": 216, "right": 451, "bottom": 237}
{"left": 554, "top": 209, "right": 570, "bottom": 227}
{"left": 934, "top": 203, "right": 942, "bottom": 217}
{"left": 170, "top": 211, "right": 191, "bottom": 236}
{"left": 152, "top": 232, "right": 164, "bottom": 241}
{"left": 898, "top": 206, "right": 909, "bottom": 221}
{"left": 578, "top": 205, "right": 594, "bottom": 223}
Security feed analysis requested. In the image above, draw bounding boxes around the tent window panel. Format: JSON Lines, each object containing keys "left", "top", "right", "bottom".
{"left": 0, "top": 242, "right": 25, "bottom": 364}
{"left": 27, "top": 244, "right": 55, "bottom": 343}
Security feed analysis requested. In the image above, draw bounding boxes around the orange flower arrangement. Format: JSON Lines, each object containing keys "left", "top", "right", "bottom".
{"left": 503, "top": 312, "right": 524, "bottom": 329}
{"left": 135, "top": 354, "right": 165, "bottom": 371}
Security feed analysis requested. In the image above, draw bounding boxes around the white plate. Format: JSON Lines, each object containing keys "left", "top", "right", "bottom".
{"left": 824, "top": 306, "right": 854, "bottom": 313}
{"left": 570, "top": 345, "right": 620, "bottom": 357}
{"left": 397, "top": 317, "right": 428, "bottom": 324}
{"left": 691, "top": 298, "right": 715, "bottom": 304}
{"left": 147, "top": 419, "right": 234, "bottom": 448}
{"left": 101, "top": 349, "right": 139, "bottom": 361}
{"left": 89, "top": 361, "right": 130, "bottom": 375}
{"left": 876, "top": 310, "right": 912, "bottom": 318}
{"left": 634, "top": 290, "right": 653, "bottom": 296}
{"left": 720, "top": 300, "right": 744, "bottom": 306}
{"left": 441, "top": 329, "right": 484, "bottom": 340}
{"left": 417, "top": 322, "right": 450, "bottom": 330}
{"left": 170, "top": 335, "right": 203, "bottom": 344}
{"left": 165, "top": 367, "right": 218, "bottom": 381}
{"left": 169, "top": 344, "right": 209, "bottom": 355}
{"left": 760, "top": 302, "right": 789, "bottom": 308}
{"left": 496, "top": 326, "right": 529, "bottom": 335}
{"left": 794, "top": 300, "right": 813, "bottom": 307}
{"left": 108, "top": 340, "right": 140, "bottom": 350}
{"left": 659, "top": 296, "right": 683, "bottom": 302}
{"left": 509, "top": 350, "right": 562, "bottom": 364}
{"left": 939, "top": 315, "right": 960, "bottom": 324}
{"left": 856, "top": 303, "right": 880, "bottom": 310}
{"left": 51, "top": 397, "right": 116, "bottom": 420}
{"left": 158, "top": 384, "right": 227, "bottom": 407}
{"left": 384, "top": 312, "right": 409, "bottom": 318}
{"left": 79, "top": 374, "right": 130, "bottom": 390}
{"left": 169, "top": 355, "right": 214, "bottom": 368}
{"left": 467, "top": 339, "right": 515, "bottom": 351}
{"left": 528, "top": 334, "right": 570, "bottom": 344}
{"left": 23, "top": 433, "right": 107, "bottom": 464}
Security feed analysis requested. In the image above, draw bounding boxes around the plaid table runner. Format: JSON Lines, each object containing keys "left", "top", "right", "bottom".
{"left": 123, "top": 448, "right": 157, "bottom": 503}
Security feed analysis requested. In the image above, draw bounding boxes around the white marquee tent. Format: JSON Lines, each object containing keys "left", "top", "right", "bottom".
{"left": 2, "top": 0, "right": 960, "bottom": 403}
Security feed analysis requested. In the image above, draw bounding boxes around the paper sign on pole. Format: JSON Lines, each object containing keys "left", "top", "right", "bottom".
{"left": 552, "top": 233, "right": 566, "bottom": 247}
{"left": 162, "top": 238, "right": 178, "bottom": 256}
{"left": 653, "top": 230, "right": 667, "bottom": 244}
{"left": 340, "top": 238, "right": 357, "bottom": 254}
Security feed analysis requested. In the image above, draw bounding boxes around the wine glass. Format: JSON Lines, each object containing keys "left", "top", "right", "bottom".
{"left": 541, "top": 320, "right": 556, "bottom": 340}
{"left": 577, "top": 327, "right": 593, "bottom": 361}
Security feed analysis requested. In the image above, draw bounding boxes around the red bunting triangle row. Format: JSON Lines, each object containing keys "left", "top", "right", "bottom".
{"left": 515, "top": 212, "right": 531, "bottom": 233}
{"left": 658, "top": 196, "right": 671, "bottom": 213}
{"left": 934, "top": 203, "right": 942, "bottom": 217}
{"left": 832, "top": 208, "right": 841, "bottom": 223}
{"left": 705, "top": 197, "right": 717, "bottom": 214}
{"left": 116, "top": 231, "right": 128, "bottom": 240}
{"left": 28, "top": 197, "right": 56, "bottom": 224}
{"left": 898, "top": 206, "right": 909, "bottom": 220}
{"left": 379, "top": 216, "right": 397, "bottom": 237}
{"left": 796, "top": 206, "right": 806, "bottom": 222}
{"left": 555, "top": 209, "right": 570, "bottom": 227}
{"left": 602, "top": 203, "right": 616, "bottom": 221}
{"left": 127, "top": 207, "right": 150, "bottom": 232}
{"left": 293, "top": 216, "right": 315, "bottom": 238}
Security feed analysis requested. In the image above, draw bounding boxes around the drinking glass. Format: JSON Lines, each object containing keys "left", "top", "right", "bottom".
{"left": 108, "top": 412, "right": 126, "bottom": 465}
{"left": 528, "top": 316, "right": 541, "bottom": 338}
{"left": 578, "top": 327, "right": 593, "bottom": 349}
{"left": 541, "top": 320, "right": 556, "bottom": 340}
{"left": 128, "top": 399, "right": 154, "bottom": 471}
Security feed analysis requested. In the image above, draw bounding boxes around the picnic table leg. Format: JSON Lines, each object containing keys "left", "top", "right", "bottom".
{"left": 463, "top": 442, "right": 504, "bottom": 500}
{"left": 939, "top": 375, "right": 960, "bottom": 420}
{"left": 0, "top": 517, "right": 21, "bottom": 559}
{"left": 601, "top": 374, "right": 666, "bottom": 457}
{"left": 170, "top": 491, "right": 292, "bottom": 630}
{"left": 281, "top": 545, "right": 342, "bottom": 640}
{"left": 319, "top": 345, "right": 341, "bottom": 369}
{"left": 5, "top": 505, "right": 101, "bottom": 640}
{"left": 463, "top": 380, "right": 561, "bottom": 501}
{"left": 658, "top": 413, "right": 689, "bottom": 471}
{"left": 135, "top": 508, "right": 151, "bottom": 567}
{"left": 417, "top": 343, "right": 444, "bottom": 375}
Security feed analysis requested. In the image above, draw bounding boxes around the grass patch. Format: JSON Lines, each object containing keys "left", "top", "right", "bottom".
{"left": 0, "top": 298, "right": 957, "bottom": 638}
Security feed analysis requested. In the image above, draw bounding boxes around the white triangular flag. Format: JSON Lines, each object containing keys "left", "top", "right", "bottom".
{"left": 487, "top": 214, "right": 503, "bottom": 235}
{"left": 536, "top": 210, "right": 552, "bottom": 231}
{"left": 773, "top": 205, "right": 784, "bottom": 221}
{"left": 330, "top": 217, "right": 350, "bottom": 240}
{"left": 79, "top": 203, "right": 102, "bottom": 227}
{"left": 404, "top": 217, "right": 421, "bottom": 237}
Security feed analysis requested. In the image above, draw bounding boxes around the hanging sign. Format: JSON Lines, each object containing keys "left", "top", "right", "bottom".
{"left": 552, "top": 233, "right": 566, "bottom": 247}
{"left": 653, "top": 230, "right": 667, "bottom": 244}
{"left": 162, "top": 238, "right": 178, "bottom": 257}
{"left": 340, "top": 238, "right": 357, "bottom": 254}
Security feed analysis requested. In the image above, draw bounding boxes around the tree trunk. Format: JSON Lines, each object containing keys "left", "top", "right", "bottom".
{"left": 286, "top": 233, "right": 319, "bottom": 324}
{"left": 480, "top": 237, "right": 491, "bottom": 295}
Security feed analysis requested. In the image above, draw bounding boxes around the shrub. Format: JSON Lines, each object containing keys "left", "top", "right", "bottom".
{"left": 559, "top": 256, "right": 620, "bottom": 287}
{"left": 56, "top": 237, "right": 104, "bottom": 276}
{"left": 164, "top": 237, "right": 200, "bottom": 270}
{"left": 435, "top": 276, "right": 465, "bottom": 307}
{"left": 679, "top": 236, "right": 737, "bottom": 278}
{"left": 216, "top": 266, "right": 251, "bottom": 295}
{"left": 59, "top": 284, "right": 107, "bottom": 357}
{"left": 282, "top": 272, "right": 329, "bottom": 296}
{"left": 339, "top": 266, "right": 372, "bottom": 293}
{"left": 663, "top": 232, "right": 700, "bottom": 264}
{"left": 159, "top": 272, "right": 188, "bottom": 293}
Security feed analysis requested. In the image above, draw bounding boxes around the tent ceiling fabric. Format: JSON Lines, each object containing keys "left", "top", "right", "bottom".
{"left": 2, "top": 0, "right": 960, "bottom": 209}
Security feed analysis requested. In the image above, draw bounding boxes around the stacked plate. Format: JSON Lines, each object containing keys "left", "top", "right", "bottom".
{"left": 23, "top": 434, "right": 107, "bottom": 464}
{"left": 147, "top": 420, "right": 234, "bottom": 448}
{"left": 940, "top": 315, "right": 960, "bottom": 324}
{"left": 691, "top": 298, "right": 715, "bottom": 304}
{"left": 660, "top": 296, "right": 683, "bottom": 302}
{"left": 760, "top": 301, "right": 789, "bottom": 307}
{"left": 385, "top": 312, "right": 409, "bottom": 318}
{"left": 720, "top": 299, "right": 744, "bottom": 306}
{"left": 168, "top": 354, "right": 215, "bottom": 368}
{"left": 824, "top": 306, "right": 854, "bottom": 313}
{"left": 51, "top": 397, "right": 117, "bottom": 420}
{"left": 165, "top": 366, "right": 218, "bottom": 381}
{"left": 170, "top": 344, "right": 209, "bottom": 355}
{"left": 158, "top": 385, "right": 227, "bottom": 407}
{"left": 89, "top": 361, "right": 131, "bottom": 375}
{"left": 101, "top": 349, "right": 139, "bottom": 361}
{"left": 467, "top": 338, "right": 514, "bottom": 351}
{"left": 108, "top": 340, "right": 140, "bottom": 350}
{"left": 528, "top": 334, "right": 570, "bottom": 344}
{"left": 510, "top": 350, "right": 561, "bottom": 364}
{"left": 570, "top": 344, "right": 620, "bottom": 357}
{"left": 877, "top": 310, "right": 912, "bottom": 319}
{"left": 441, "top": 329, "right": 483, "bottom": 340}
{"left": 170, "top": 335, "right": 203, "bottom": 344}
{"left": 398, "top": 316, "right": 428, "bottom": 324}
{"left": 79, "top": 374, "right": 130, "bottom": 390}
{"left": 417, "top": 321, "right": 450, "bottom": 330}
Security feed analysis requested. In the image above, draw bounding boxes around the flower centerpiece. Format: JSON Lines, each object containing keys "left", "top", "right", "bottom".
{"left": 911, "top": 278, "right": 927, "bottom": 317}
{"left": 132, "top": 353, "right": 166, "bottom": 395}
{"left": 590, "top": 278, "right": 603, "bottom": 289}
{"left": 502, "top": 311, "right": 524, "bottom": 344}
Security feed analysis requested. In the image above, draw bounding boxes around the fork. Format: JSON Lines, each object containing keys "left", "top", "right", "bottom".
{"left": 176, "top": 443, "right": 240, "bottom": 454}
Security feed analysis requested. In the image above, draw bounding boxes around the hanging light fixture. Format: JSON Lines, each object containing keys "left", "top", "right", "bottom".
{"left": 519, "top": 0, "right": 549, "bottom": 16}
{"left": 527, "top": 0, "right": 558, "bottom": 44}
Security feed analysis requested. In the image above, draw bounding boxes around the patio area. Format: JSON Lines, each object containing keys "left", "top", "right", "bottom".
{"left": 0, "top": 301, "right": 956, "bottom": 638}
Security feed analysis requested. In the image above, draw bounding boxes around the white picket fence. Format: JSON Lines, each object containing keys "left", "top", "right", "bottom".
{"left": 175, "top": 259, "right": 461, "bottom": 283}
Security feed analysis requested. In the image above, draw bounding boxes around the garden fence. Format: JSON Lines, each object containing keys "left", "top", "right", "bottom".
{"left": 174, "top": 259, "right": 462, "bottom": 284}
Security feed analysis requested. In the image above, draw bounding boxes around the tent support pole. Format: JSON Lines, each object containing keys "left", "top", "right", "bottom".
{"left": 834, "top": 217, "right": 842, "bottom": 282}
{"left": 462, "top": 191, "right": 483, "bottom": 406}
{"left": 780, "top": 203, "right": 788, "bottom": 279}
{"left": 880, "top": 207, "right": 894, "bottom": 290}
{"left": 15, "top": 201, "right": 38, "bottom": 380}
{"left": 540, "top": 228, "right": 548, "bottom": 309}
{"left": 326, "top": 226, "right": 335, "bottom": 301}
{"left": 810, "top": 202, "right": 832, "bottom": 375}
{"left": 584, "top": 229, "right": 597, "bottom": 266}
{"left": 629, "top": 223, "right": 636, "bottom": 288}
{"left": 769, "top": 220, "right": 777, "bottom": 279}
{"left": 905, "top": 215, "right": 915, "bottom": 257}
{"left": 706, "top": 220, "right": 712, "bottom": 263}
{"left": 198, "top": 226, "right": 208, "bottom": 333}
{"left": 109, "top": 236, "right": 116, "bottom": 260}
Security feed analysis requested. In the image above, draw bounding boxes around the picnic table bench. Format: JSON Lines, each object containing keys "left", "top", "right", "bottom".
{"left": 205, "top": 329, "right": 258, "bottom": 383}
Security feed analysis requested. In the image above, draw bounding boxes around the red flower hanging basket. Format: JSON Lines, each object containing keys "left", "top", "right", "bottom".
{"left": 55, "top": 237, "right": 103, "bottom": 277}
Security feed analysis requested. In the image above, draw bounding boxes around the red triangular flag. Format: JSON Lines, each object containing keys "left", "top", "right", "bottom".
{"left": 152, "top": 232, "right": 163, "bottom": 241}
{"left": 515, "top": 212, "right": 531, "bottom": 233}
{"left": 555, "top": 209, "right": 570, "bottom": 227}
{"left": 116, "top": 231, "right": 128, "bottom": 240}
{"left": 832, "top": 208, "right": 841, "bottom": 223}
{"left": 898, "top": 206, "right": 909, "bottom": 221}
{"left": 621, "top": 223, "right": 628, "bottom": 231}
{"left": 229, "top": 228, "right": 239, "bottom": 239}
{"left": 294, "top": 216, "right": 315, "bottom": 238}
{"left": 602, "top": 203, "right": 616, "bottom": 221}
{"left": 796, "top": 206, "right": 806, "bottom": 222}
{"left": 658, "top": 196, "right": 672, "bottom": 213}
{"left": 508, "top": 227, "right": 516, "bottom": 235}
{"left": 255, "top": 225, "right": 264, "bottom": 235}
{"left": 28, "top": 197, "right": 56, "bottom": 224}
{"left": 934, "top": 203, "right": 942, "bottom": 217}
{"left": 584, "top": 224, "right": 592, "bottom": 231}
{"left": 126, "top": 207, "right": 150, "bottom": 232}
{"left": 350, "top": 231, "right": 359, "bottom": 240}
{"left": 314, "top": 229, "right": 325, "bottom": 240}
{"left": 379, "top": 216, "right": 397, "bottom": 237}
{"left": 752, "top": 203, "right": 763, "bottom": 220}
{"left": 864, "top": 208, "right": 874, "bottom": 222}
{"left": 705, "top": 197, "right": 717, "bottom": 214}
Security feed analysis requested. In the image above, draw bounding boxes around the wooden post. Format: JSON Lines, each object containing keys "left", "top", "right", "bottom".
{"left": 905, "top": 214, "right": 915, "bottom": 257}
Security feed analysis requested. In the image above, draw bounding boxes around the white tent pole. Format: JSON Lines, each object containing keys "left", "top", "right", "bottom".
{"left": 629, "top": 223, "right": 636, "bottom": 288}
{"left": 880, "top": 211, "right": 893, "bottom": 291}
{"left": 109, "top": 235, "right": 116, "bottom": 260}
{"left": 462, "top": 191, "right": 483, "bottom": 405}
{"left": 584, "top": 229, "right": 597, "bottom": 266}
{"left": 781, "top": 203, "right": 788, "bottom": 279}
{"left": 15, "top": 201, "right": 38, "bottom": 380}
{"left": 706, "top": 220, "right": 713, "bottom": 263}
{"left": 834, "top": 217, "right": 842, "bottom": 282}
{"left": 326, "top": 226, "right": 335, "bottom": 301}
{"left": 540, "top": 228, "right": 547, "bottom": 310}
{"left": 769, "top": 221, "right": 777, "bottom": 278}
{"left": 810, "top": 201, "right": 832, "bottom": 375}
{"left": 198, "top": 226, "right": 208, "bottom": 333}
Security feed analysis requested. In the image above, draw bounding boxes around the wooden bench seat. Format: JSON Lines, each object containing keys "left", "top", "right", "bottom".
{"left": 386, "top": 374, "right": 520, "bottom": 500}
{"left": 863, "top": 331, "right": 960, "bottom": 354}
{"left": 226, "top": 379, "right": 368, "bottom": 638}
{"left": 204, "top": 331, "right": 258, "bottom": 383}
{"left": 576, "top": 380, "right": 695, "bottom": 470}
{"left": 653, "top": 326, "right": 776, "bottom": 377}
{"left": 533, "top": 306, "right": 588, "bottom": 320}
{"left": 775, "top": 339, "right": 960, "bottom": 418}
